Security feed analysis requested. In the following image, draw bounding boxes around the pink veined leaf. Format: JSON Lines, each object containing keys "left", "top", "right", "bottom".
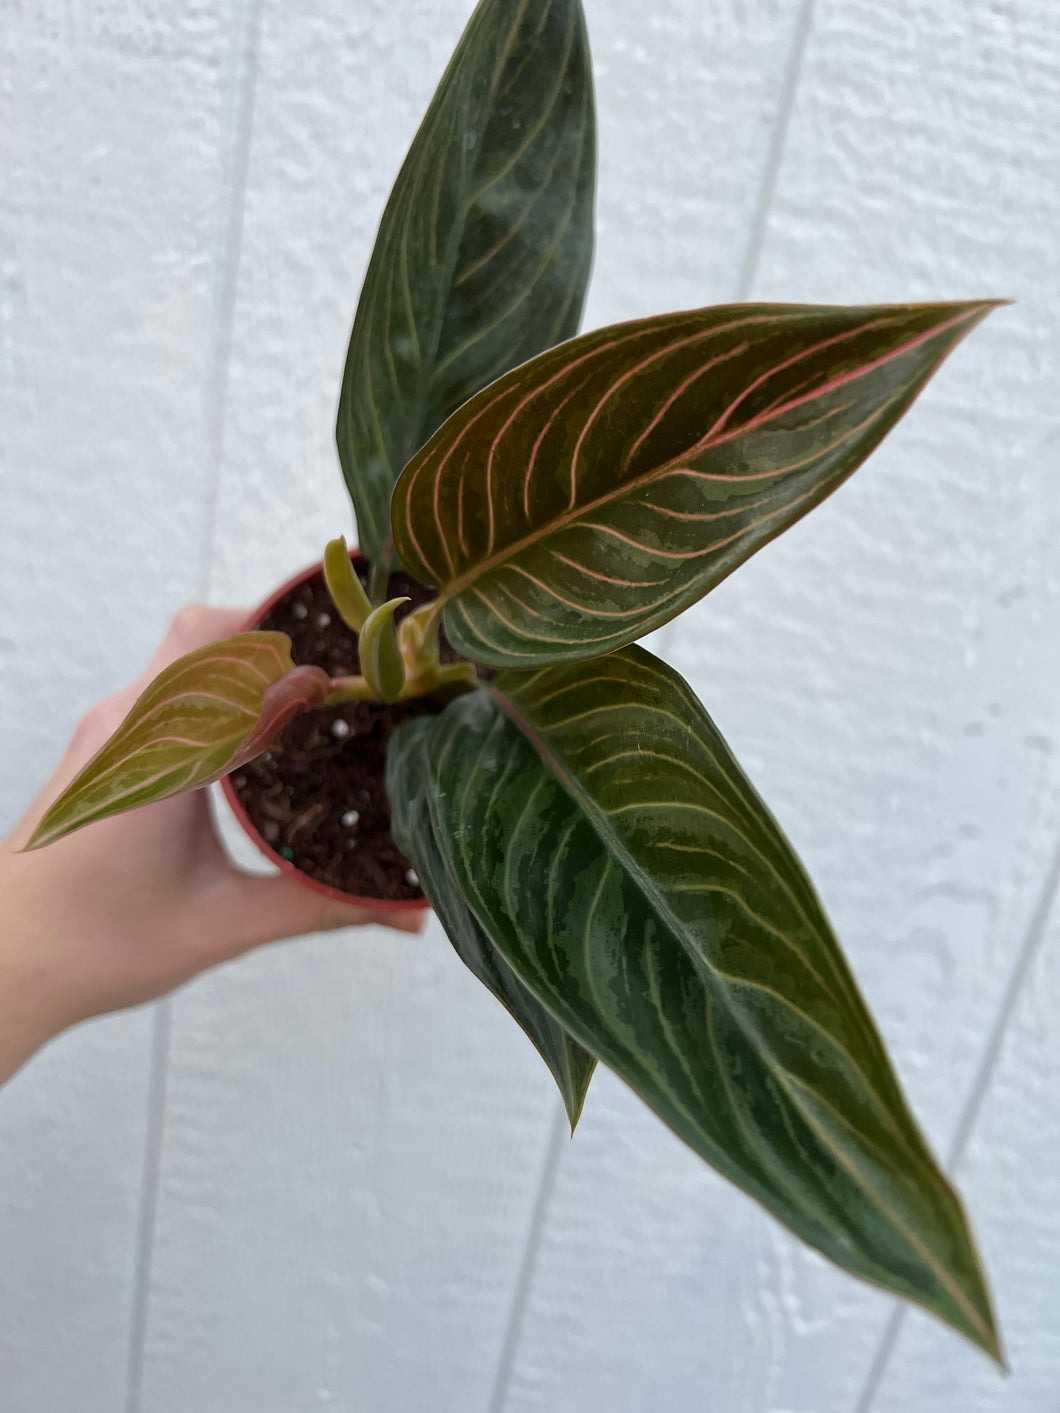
{"left": 391, "top": 300, "right": 1000, "bottom": 667}
{"left": 226, "top": 665, "right": 334, "bottom": 771}
{"left": 25, "top": 633, "right": 331, "bottom": 850}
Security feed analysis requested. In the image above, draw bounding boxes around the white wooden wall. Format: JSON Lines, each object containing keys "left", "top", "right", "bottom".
{"left": 2, "top": 1, "right": 1058, "bottom": 1408}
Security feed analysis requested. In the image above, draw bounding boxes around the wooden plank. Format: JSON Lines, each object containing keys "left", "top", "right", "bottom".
{"left": 0, "top": 5, "right": 237, "bottom": 1409}
{"left": 498, "top": 0, "right": 1060, "bottom": 1408}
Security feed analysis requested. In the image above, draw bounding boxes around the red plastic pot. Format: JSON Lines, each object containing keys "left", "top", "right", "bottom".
{"left": 220, "top": 550, "right": 430, "bottom": 918}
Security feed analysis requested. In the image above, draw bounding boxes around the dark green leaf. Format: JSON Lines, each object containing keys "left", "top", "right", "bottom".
{"left": 337, "top": 0, "right": 596, "bottom": 564}
{"left": 387, "top": 716, "right": 595, "bottom": 1129}
{"left": 417, "top": 649, "right": 999, "bottom": 1357}
{"left": 27, "top": 636, "right": 330, "bottom": 849}
{"left": 392, "top": 301, "right": 997, "bottom": 665}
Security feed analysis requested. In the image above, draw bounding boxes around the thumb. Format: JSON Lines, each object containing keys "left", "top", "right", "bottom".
{"left": 203, "top": 870, "right": 426, "bottom": 962}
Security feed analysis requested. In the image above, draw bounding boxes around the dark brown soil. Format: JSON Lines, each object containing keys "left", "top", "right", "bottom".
{"left": 228, "top": 563, "right": 453, "bottom": 902}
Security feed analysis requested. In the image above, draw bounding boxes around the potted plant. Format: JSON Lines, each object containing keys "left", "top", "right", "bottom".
{"left": 25, "top": 0, "right": 1003, "bottom": 1364}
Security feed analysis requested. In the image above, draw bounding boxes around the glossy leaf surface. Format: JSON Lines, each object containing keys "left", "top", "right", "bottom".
{"left": 323, "top": 535, "right": 373, "bottom": 632}
{"left": 393, "top": 301, "right": 995, "bottom": 665}
{"left": 358, "top": 597, "right": 409, "bottom": 703}
{"left": 336, "top": 0, "right": 596, "bottom": 564}
{"left": 387, "top": 719, "right": 595, "bottom": 1129}
{"left": 412, "top": 650, "right": 999, "bottom": 1356}
{"left": 27, "top": 635, "right": 330, "bottom": 849}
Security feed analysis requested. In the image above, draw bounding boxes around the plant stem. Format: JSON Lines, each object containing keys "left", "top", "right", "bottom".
{"left": 421, "top": 596, "right": 445, "bottom": 645}
{"left": 408, "top": 661, "right": 477, "bottom": 697}
{"left": 369, "top": 557, "right": 390, "bottom": 606}
{"left": 322, "top": 597, "right": 474, "bottom": 709}
{"left": 324, "top": 675, "right": 377, "bottom": 706}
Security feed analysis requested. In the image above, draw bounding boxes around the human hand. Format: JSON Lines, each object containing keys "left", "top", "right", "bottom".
{"left": 0, "top": 605, "right": 422, "bottom": 1083}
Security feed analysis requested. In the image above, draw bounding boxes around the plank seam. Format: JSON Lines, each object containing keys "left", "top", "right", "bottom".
{"left": 123, "top": 1, "right": 266, "bottom": 1407}
{"left": 853, "top": 824, "right": 1060, "bottom": 1411}
{"left": 194, "top": 0, "right": 267, "bottom": 599}
{"left": 733, "top": 0, "right": 816, "bottom": 306}
{"left": 486, "top": 1099, "right": 570, "bottom": 1413}
{"left": 124, "top": 1001, "right": 173, "bottom": 1413}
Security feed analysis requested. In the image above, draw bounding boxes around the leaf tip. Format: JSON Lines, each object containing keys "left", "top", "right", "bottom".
{"left": 974, "top": 1295, "right": 1006, "bottom": 1370}
{"left": 21, "top": 799, "right": 85, "bottom": 852}
{"left": 560, "top": 1061, "right": 595, "bottom": 1135}
{"left": 323, "top": 534, "right": 373, "bottom": 632}
{"left": 962, "top": 296, "right": 1011, "bottom": 320}
{"left": 933, "top": 1243, "right": 1004, "bottom": 1367}
{"left": 941, "top": 298, "right": 1010, "bottom": 341}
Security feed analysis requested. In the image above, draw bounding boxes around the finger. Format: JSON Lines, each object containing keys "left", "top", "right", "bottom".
{"left": 199, "top": 871, "right": 426, "bottom": 963}
{"left": 4, "top": 606, "right": 259, "bottom": 847}
{"left": 63, "top": 608, "right": 255, "bottom": 769}
{"left": 144, "top": 604, "right": 254, "bottom": 679}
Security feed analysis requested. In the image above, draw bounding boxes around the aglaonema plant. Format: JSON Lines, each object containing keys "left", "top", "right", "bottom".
{"left": 26, "top": 0, "right": 1002, "bottom": 1361}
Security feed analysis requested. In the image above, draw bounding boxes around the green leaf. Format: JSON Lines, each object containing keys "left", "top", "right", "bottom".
{"left": 358, "top": 597, "right": 409, "bottom": 703}
{"left": 387, "top": 718, "right": 595, "bottom": 1130}
{"left": 323, "top": 535, "right": 373, "bottom": 631}
{"left": 26, "top": 635, "right": 330, "bottom": 849}
{"left": 336, "top": 0, "right": 596, "bottom": 565}
{"left": 392, "top": 301, "right": 997, "bottom": 666}
{"left": 415, "top": 649, "right": 1000, "bottom": 1358}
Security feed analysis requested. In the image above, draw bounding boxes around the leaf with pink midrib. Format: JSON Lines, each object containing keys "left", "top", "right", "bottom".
{"left": 26, "top": 634, "right": 330, "bottom": 849}
{"left": 391, "top": 300, "right": 999, "bottom": 667}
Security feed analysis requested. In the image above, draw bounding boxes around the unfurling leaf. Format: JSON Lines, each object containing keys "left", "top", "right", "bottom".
{"left": 336, "top": 0, "right": 596, "bottom": 564}
{"left": 387, "top": 719, "right": 595, "bottom": 1130}
{"left": 358, "top": 598, "right": 409, "bottom": 703}
{"left": 397, "top": 652, "right": 999, "bottom": 1358}
{"left": 26, "top": 634, "right": 330, "bottom": 849}
{"left": 323, "top": 535, "right": 373, "bottom": 632}
{"left": 392, "top": 301, "right": 997, "bottom": 666}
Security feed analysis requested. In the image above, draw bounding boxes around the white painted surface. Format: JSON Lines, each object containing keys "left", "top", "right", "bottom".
{"left": 0, "top": 4, "right": 238, "bottom": 1408}
{"left": 1, "top": 2, "right": 1057, "bottom": 1411}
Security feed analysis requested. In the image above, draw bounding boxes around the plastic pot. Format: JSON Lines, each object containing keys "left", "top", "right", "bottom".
{"left": 220, "top": 550, "right": 429, "bottom": 917}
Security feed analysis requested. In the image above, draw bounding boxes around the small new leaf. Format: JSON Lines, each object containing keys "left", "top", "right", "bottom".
{"left": 392, "top": 301, "right": 997, "bottom": 666}
{"left": 412, "top": 649, "right": 1000, "bottom": 1359}
{"left": 26, "top": 634, "right": 330, "bottom": 849}
{"left": 358, "top": 598, "right": 409, "bottom": 703}
{"left": 323, "top": 535, "right": 373, "bottom": 632}
{"left": 387, "top": 718, "right": 596, "bottom": 1130}
{"left": 336, "top": 0, "right": 596, "bottom": 563}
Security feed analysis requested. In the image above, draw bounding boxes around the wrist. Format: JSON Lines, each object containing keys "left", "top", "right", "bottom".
{"left": 0, "top": 860, "right": 81, "bottom": 1081}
